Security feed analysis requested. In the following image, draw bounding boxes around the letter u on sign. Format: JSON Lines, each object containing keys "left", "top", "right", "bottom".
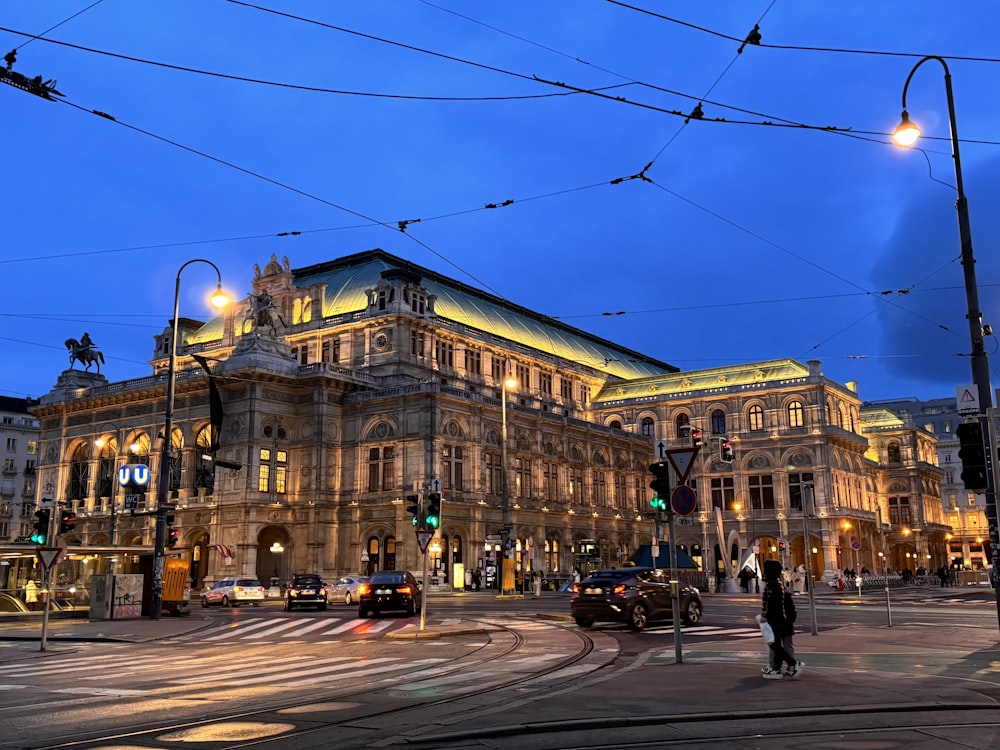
{"left": 118, "top": 463, "right": 151, "bottom": 488}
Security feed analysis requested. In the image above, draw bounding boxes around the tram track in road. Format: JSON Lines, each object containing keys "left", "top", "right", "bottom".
{"left": 10, "top": 615, "right": 613, "bottom": 750}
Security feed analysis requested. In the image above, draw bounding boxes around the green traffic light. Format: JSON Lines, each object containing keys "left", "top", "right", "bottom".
{"left": 30, "top": 531, "right": 46, "bottom": 544}
{"left": 426, "top": 514, "right": 439, "bottom": 529}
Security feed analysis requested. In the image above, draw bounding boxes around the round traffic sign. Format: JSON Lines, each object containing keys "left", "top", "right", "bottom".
{"left": 850, "top": 539, "right": 861, "bottom": 551}
{"left": 671, "top": 485, "right": 697, "bottom": 516}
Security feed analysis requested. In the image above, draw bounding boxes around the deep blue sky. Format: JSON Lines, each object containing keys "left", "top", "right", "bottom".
{"left": 2, "top": 2, "right": 999, "bottom": 405}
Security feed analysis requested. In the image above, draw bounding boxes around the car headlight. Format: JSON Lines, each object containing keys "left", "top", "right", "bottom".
{"left": 289, "top": 590, "right": 298, "bottom": 597}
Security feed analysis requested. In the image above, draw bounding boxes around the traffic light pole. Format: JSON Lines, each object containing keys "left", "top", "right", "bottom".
{"left": 667, "top": 508, "right": 683, "bottom": 664}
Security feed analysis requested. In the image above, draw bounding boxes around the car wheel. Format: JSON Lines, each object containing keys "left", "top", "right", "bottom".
{"left": 575, "top": 617, "right": 594, "bottom": 628}
{"left": 201, "top": 596, "right": 209, "bottom": 608}
{"left": 319, "top": 602, "right": 328, "bottom": 611}
{"left": 344, "top": 592, "right": 353, "bottom": 605}
{"left": 359, "top": 607, "right": 368, "bottom": 618}
{"left": 683, "top": 599, "right": 703, "bottom": 626}
{"left": 222, "top": 596, "right": 231, "bottom": 607}
{"left": 406, "top": 604, "right": 415, "bottom": 616}
{"left": 251, "top": 602, "right": 259, "bottom": 607}
{"left": 628, "top": 602, "right": 648, "bottom": 631}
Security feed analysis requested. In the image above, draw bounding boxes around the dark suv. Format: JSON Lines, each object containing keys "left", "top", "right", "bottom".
{"left": 570, "top": 567, "right": 702, "bottom": 632}
{"left": 284, "top": 574, "right": 328, "bottom": 611}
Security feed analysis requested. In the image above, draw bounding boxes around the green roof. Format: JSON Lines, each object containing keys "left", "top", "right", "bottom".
{"left": 193, "top": 250, "right": 677, "bottom": 381}
{"left": 592, "top": 359, "right": 811, "bottom": 402}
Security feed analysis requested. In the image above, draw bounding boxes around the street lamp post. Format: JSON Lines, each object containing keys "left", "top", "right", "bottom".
{"left": 150, "top": 259, "right": 227, "bottom": 620}
{"left": 892, "top": 56, "right": 1000, "bottom": 630}
{"left": 499, "top": 360, "right": 517, "bottom": 597}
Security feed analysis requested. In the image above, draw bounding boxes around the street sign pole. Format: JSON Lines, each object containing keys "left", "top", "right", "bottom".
{"left": 668, "top": 507, "right": 682, "bottom": 665}
{"left": 419, "top": 541, "right": 429, "bottom": 632}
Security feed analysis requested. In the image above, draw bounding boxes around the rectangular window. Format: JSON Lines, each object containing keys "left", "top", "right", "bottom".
{"left": 580, "top": 385, "right": 591, "bottom": 404}
{"left": 466, "top": 348, "right": 482, "bottom": 375}
{"left": 435, "top": 340, "right": 454, "bottom": 367}
{"left": 258, "top": 464, "right": 270, "bottom": 493}
{"left": 515, "top": 458, "right": 532, "bottom": 499}
{"left": 787, "top": 472, "right": 814, "bottom": 511}
{"left": 516, "top": 364, "right": 530, "bottom": 392}
{"left": 560, "top": 378, "right": 573, "bottom": 400}
{"left": 5, "top": 438, "right": 15, "bottom": 452}
{"left": 888, "top": 496, "right": 911, "bottom": 524}
{"left": 539, "top": 372, "right": 552, "bottom": 396}
{"left": 2, "top": 459, "right": 14, "bottom": 473}
{"left": 26, "top": 440, "right": 36, "bottom": 455}
{"left": 569, "top": 467, "right": 584, "bottom": 503}
{"left": 485, "top": 452, "right": 501, "bottom": 496}
{"left": 410, "top": 330, "right": 425, "bottom": 357}
{"left": 748, "top": 474, "right": 775, "bottom": 510}
{"left": 711, "top": 477, "right": 735, "bottom": 511}
{"left": 491, "top": 356, "right": 505, "bottom": 381}
{"left": 592, "top": 469, "right": 607, "bottom": 506}
{"left": 442, "top": 446, "right": 464, "bottom": 491}
{"left": 321, "top": 338, "right": 341, "bottom": 363}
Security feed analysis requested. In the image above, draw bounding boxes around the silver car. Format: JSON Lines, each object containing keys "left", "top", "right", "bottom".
{"left": 328, "top": 575, "right": 370, "bottom": 605}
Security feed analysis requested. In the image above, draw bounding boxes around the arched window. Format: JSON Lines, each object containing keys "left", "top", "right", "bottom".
{"left": 887, "top": 442, "right": 902, "bottom": 463}
{"left": 675, "top": 414, "right": 690, "bottom": 439}
{"left": 67, "top": 443, "right": 90, "bottom": 501}
{"left": 384, "top": 536, "right": 396, "bottom": 570}
{"left": 748, "top": 405, "right": 764, "bottom": 432}
{"left": 96, "top": 438, "right": 116, "bottom": 501}
{"left": 366, "top": 537, "right": 380, "bottom": 575}
{"left": 640, "top": 417, "right": 655, "bottom": 437}
{"left": 545, "top": 538, "right": 560, "bottom": 572}
{"left": 787, "top": 401, "right": 804, "bottom": 428}
{"left": 710, "top": 409, "right": 726, "bottom": 435}
{"left": 194, "top": 425, "right": 215, "bottom": 495}
{"left": 169, "top": 427, "right": 183, "bottom": 498}
{"left": 609, "top": 420, "right": 622, "bottom": 430}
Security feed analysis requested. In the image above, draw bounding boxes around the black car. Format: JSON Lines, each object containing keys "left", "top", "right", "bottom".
{"left": 358, "top": 570, "right": 421, "bottom": 617}
{"left": 284, "top": 573, "right": 328, "bottom": 611}
{"left": 570, "top": 567, "right": 702, "bottom": 632}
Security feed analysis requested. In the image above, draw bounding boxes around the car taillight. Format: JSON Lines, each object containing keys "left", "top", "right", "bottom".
{"left": 397, "top": 586, "right": 412, "bottom": 595}
{"left": 320, "top": 588, "right": 327, "bottom": 595}
{"left": 357, "top": 584, "right": 369, "bottom": 595}
{"left": 613, "top": 585, "right": 626, "bottom": 595}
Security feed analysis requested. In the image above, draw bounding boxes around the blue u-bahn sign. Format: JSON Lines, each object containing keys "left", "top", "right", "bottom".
{"left": 117, "top": 463, "right": 151, "bottom": 488}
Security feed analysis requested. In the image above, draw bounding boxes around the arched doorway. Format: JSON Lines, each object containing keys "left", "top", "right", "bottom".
{"left": 790, "top": 532, "right": 823, "bottom": 581}
{"left": 257, "top": 525, "right": 289, "bottom": 587}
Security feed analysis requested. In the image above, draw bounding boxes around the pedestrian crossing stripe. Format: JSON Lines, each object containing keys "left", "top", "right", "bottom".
{"left": 646, "top": 626, "right": 760, "bottom": 638}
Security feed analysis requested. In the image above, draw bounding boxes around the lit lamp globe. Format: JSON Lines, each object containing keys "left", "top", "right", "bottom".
{"left": 892, "top": 110, "right": 921, "bottom": 147}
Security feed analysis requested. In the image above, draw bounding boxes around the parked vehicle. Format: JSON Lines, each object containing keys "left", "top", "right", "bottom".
{"left": 284, "top": 573, "right": 328, "bottom": 611}
{"left": 328, "top": 575, "right": 370, "bottom": 605}
{"left": 357, "top": 570, "right": 421, "bottom": 617}
{"left": 201, "top": 577, "right": 265, "bottom": 607}
{"left": 570, "top": 567, "right": 703, "bottom": 631}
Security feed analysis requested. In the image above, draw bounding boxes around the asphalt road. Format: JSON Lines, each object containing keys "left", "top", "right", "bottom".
{"left": 1, "top": 588, "right": 998, "bottom": 748}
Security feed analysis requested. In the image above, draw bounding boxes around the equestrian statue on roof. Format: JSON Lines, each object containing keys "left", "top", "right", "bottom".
{"left": 65, "top": 332, "right": 105, "bottom": 373}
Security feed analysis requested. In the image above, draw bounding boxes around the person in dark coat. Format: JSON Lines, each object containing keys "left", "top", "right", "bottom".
{"left": 760, "top": 560, "right": 804, "bottom": 679}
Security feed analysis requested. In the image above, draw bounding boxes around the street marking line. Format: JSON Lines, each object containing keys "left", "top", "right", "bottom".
{"left": 321, "top": 619, "right": 366, "bottom": 635}
{"left": 240, "top": 620, "right": 311, "bottom": 639}
{"left": 202, "top": 618, "right": 278, "bottom": 639}
{"left": 173, "top": 656, "right": 360, "bottom": 685}
{"left": 281, "top": 658, "right": 448, "bottom": 687}
{"left": 235, "top": 657, "right": 400, "bottom": 687}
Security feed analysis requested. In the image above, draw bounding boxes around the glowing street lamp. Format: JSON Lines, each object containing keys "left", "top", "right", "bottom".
{"left": 892, "top": 57, "right": 999, "bottom": 630}
{"left": 150, "top": 259, "right": 228, "bottom": 620}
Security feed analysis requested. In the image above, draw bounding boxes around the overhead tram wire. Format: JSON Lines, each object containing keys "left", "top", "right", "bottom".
{"left": 4, "top": 25, "right": 996, "bottom": 150}
{"left": 0, "top": 25, "right": 630, "bottom": 103}
{"left": 7, "top": 0, "right": 106, "bottom": 52}
{"left": 604, "top": 0, "right": 1000, "bottom": 64}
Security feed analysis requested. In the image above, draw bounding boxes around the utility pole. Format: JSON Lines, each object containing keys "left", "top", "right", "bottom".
{"left": 0, "top": 50, "right": 64, "bottom": 101}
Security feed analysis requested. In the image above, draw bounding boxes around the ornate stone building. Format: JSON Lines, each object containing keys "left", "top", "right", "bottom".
{"left": 28, "top": 250, "right": 952, "bottom": 591}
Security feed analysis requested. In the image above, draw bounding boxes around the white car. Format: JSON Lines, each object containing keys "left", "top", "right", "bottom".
{"left": 201, "top": 577, "right": 265, "bottom": 607}
{"left": 328, "top": 575, "right": 370, "bottom": 605}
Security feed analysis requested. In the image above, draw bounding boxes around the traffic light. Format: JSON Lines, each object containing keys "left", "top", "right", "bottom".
{"left": 58, "top": 509, "right": 77, "bottom": 534}
{"left": 719, "top": 438, "right": 735, "bottom": 463}
{"left": 405, "top": 494, "right": 421, "bottom": 527}
{"left": 166, "top": 514, "right": 179, "bottom": 548}
{"left": 957, "top": 421, "right": 988, "bottom": 492}
{"left": 31, "top": 508, "right": 50, "bottom": 544}
{"left": 648, "top": 461, "right": 671, "bottom": 514}
{"left": 425, "top": 492, "right": 442, "bottom": 530}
